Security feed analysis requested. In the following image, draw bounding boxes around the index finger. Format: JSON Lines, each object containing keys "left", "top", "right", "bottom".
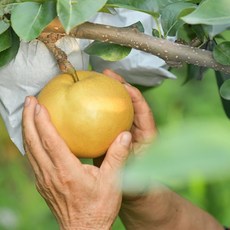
{"left": 125, "top": 84, "right": 156, "bottom": 142}
{"left": 22, "top": 96, "right": 52, "bottom": 172}
{"left": 103, "top": 69, "right": 156, "bottom": 141}
{"left": 32, "top": 98, "right": 82, "bottom": 169}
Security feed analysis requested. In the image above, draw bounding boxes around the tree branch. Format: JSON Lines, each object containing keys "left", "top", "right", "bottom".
{"left": 38, "top": 33, "right": 79, "bottom": 81}
{"left": 69, "top": 22, "right": 230, "bottom": 74}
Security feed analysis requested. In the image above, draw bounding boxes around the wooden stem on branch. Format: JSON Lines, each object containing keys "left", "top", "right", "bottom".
{"left": 68, "top": 22, "right": 230, "bottom": 74}
{"left": 38, "top": 33, "right": 79, "bottom": 81}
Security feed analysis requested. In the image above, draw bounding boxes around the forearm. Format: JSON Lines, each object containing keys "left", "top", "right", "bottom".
{"left": 119, "top": 187, "right": 224, "bottom": 230}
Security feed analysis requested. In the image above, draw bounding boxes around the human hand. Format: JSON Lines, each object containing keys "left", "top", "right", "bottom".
{"left": 22, "top": 96, "right": 132, "bottom": 230}
{"left": 103, "top": 69, "right": 157, "bottom": 155}
{"left": 102, "top": 71, "right": 224, "bottom": 230}
{"left": 102, "top": 70, "right": 171, "bottom": 228}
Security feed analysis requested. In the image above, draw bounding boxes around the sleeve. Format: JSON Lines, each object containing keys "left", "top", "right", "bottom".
{"left": 0, "top": 37, "right": 89, "bottom": 155}
{"left": 90, "top": 8, "right": 176, "bottom": 86}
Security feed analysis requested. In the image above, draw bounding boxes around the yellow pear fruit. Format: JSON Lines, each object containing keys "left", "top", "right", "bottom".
{"left": 37, "top": 70, "right": 134, "bottom": 158}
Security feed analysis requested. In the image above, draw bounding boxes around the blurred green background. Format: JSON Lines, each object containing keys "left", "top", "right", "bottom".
{"left": 0, "top": 65, "right": 230, "bottom": 229}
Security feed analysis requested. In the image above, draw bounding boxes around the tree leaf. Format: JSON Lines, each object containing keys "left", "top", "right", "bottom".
{"left": 106, "top": 0, "right": 159, "bottom": 17}
{"left": 84, "top": 41, "right": 131, "bottom": 61}
{"left": 57, "top": 0, "right": 107, "bottom": 33}
{"left": 0, "top": 29, "right": 19, "bottom": 67}
{"left": 203, "top": 24, "right": 230, "bottom": 39}
{"left": 127, "top": 21, "right": 144, "bottom": 33}
{"left": 0, "top": 28, "right": 12, "bottom": 52}
{"left": 182, "top": 0, "right": 230, "bottom": 25}
{"left": 0, "top": 20, "right": 10, "bottom": 34}
{"left": 220, "top": 79, "right": 230, "bottom": 100}
{"left": 186, "top": 0, "right": 202, "bottom": 3}
{"left": 122, "top": 120, "right": 230, "bottom": 192}
{"left": 213, "top": 42, "right": 230, "bottom": 66}
{"left": 160, "top": 2, "right": 196, "bottom": 36}
{"left": 84, "top": 21, "right": 144, "bottom": 61}
{"left": 184, "top": 64, "right": 207, "bottom": 84}
{"left": 11, "top": 1, "right": 56, "bottom": 41}
{"left": 215, "top": 71, "right": 230, "bottom": 119}
{"left": 156, "top": 0, "right": 189, "bottom": 11}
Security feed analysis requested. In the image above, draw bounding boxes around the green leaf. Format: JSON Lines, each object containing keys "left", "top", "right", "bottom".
{"left": 106, "top": 0, "right": 159, "bottom": 17}
{"left": 152, "top": 28, "right": 160, "bottom": 37}
{"left": 0, "top": 20, "right": 10, "bottom": 34}
{"left": 84, "top": 21, "right": 143, "bottom": 61}
{"left": 184, "top": 64, "right": 207, "bottom": 84}
{"left": 186, "top": 0, "right": 202, "bottom": 3}
{"left": 215, "top": 72, "right": 230, "bottom": 119}
{"left": 0, "top": 28, "right": 12, "bottom": 52}
{"left": 160, "top": 2, "right": 196, "bottom": 36}
{"left": 213, "top": 42, "right": 230, "bottom": 66}
{"left": 57, "top": 0, "right": 107, "bottom": 33}
{"left": 128, "top": 21, "right": 145, "bottom": 33}
{"left": 84, "top": 41, "right": 131, "bottom": 61}
{"left": 155, "top": 0, "right": 188, "bottom": 11}
{"left": 0, "top": 29, "right": 19, "bottom": 67}
{"left": 11, "top": 1, "right": 56, "bottom": 41}
{"left": 203, "top": 24, "right": 230, "bottom": 38}
{"left": 122, "top": 120, "right": 230, "bottom": 192}
{"left": 220, "top": 79, "right": 230, "bottom": 100}
{"left": 182, "top": 0, "right": 230, "bottom": 26}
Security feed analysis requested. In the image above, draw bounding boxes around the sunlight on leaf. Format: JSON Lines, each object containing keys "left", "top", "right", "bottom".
{"left": 11, "top": 1, "right": 56, "bottom": 41}
{"left": 122, "top": 120, "right": 230, "bottom": 192}
{"left": 182, "top": 0, "right": 230, "bottom": 25}
{"left": 57, "top": 0, "right": 107, "bottom": 33}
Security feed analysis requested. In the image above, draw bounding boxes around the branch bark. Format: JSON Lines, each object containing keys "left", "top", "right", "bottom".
{"left": 68, "top": 22, "right": 230, "bottom": 74}
{"left": 38, "top": 33, "right": 79, "bottom": 81}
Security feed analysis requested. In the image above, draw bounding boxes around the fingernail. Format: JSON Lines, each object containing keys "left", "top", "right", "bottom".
{"left": 120, "top": 132, "right": 132, "bottom": 147}
{"left": 24, "top": 96, "right": 31, "bottom": 107}
{"left": 35, "top": 104, "right": 41, "bottom": 115}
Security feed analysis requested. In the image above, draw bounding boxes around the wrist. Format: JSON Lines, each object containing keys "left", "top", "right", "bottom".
{"left": 120, "top": 187, "right": 178, "bottom": 229}
{"left": 58, "top": 214, "right": 114, "bottom": 230}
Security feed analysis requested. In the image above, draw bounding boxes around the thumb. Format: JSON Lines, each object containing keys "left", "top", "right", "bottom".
{"left": 101, "top": 131, "right": 132, "bottom": 173}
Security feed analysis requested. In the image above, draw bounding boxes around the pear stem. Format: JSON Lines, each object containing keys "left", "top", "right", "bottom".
{"left": 38, "top": 33, "right": 79, "bottom": 82}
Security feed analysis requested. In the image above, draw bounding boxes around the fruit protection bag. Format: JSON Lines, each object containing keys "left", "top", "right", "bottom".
{"left": 0, "top": 9, "right": 176, "bottom": 155}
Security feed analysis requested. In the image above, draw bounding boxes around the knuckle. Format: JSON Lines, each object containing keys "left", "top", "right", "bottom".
{"left": 40, "top": 136, "right": 56, "bottom": 152}
{"left": 23, "top": 136, "right": 33, "bottom": 152}
{"left": 35, "top": 174, "right": 52, "bottom": 194}
{"left": 57, "top": 170, "right": 73, "bottom": 186}
{"left": 110, "top": 151, "right": 128, "bottom": 167}
{"left": 35, "top": 181, "right": 42, "bottom": 194}
{"left": 133, "top": 87, "right": 145, "bottom": 101}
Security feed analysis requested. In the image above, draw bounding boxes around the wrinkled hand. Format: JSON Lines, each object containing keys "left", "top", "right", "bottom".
{"left": 22, "top": 96, "right": 132, "bottom": 230}
{"left": 103, "top": 70, "right": 161, "bottom": 227}
{"left": 103, "top": 69, "right": 157, "bottom": 155}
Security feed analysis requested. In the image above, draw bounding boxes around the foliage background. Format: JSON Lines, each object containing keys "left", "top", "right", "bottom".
{"left": 1, "top": 64, "right": 230, "bottom": 229}
{"left": 0, "top": 0, "right": 230, "bottom": 229}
